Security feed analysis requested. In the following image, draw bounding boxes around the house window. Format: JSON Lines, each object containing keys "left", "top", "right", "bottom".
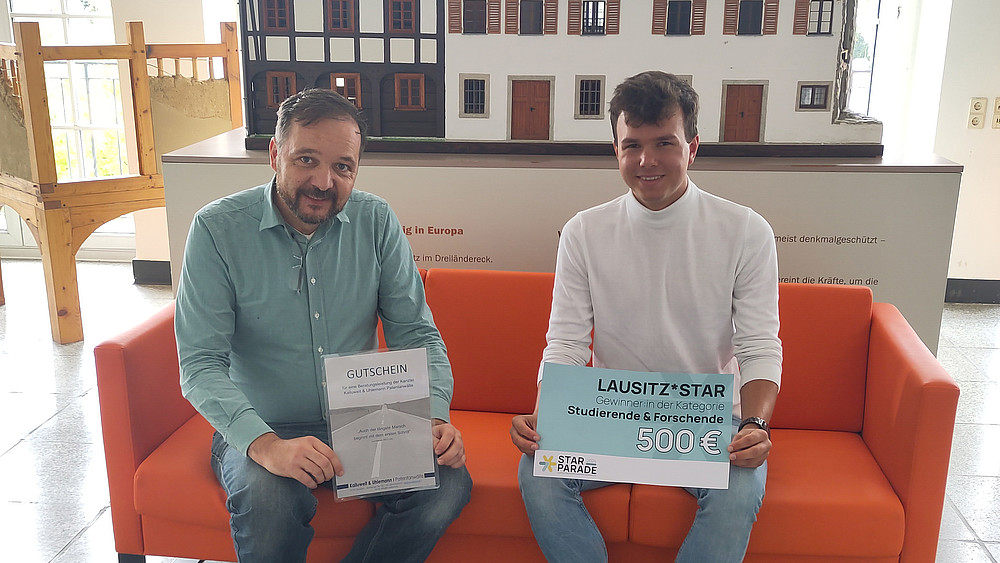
{"left": 582, "top": 1, "right": 605, "bottom": 35}
{"left": 797, "top": 83, "right": 830, "bottom": 110}
{"left": 266, "top": 71, "right": 296, "bottom": 108}
{"left": 327, "top": 0, "right": 354, "bottom": 32}
{"left": 808, "top": 0, "right": 833, "bottom": 35}
{"left": 395, "top": 73, "right": 425, "bottom": 110}
{"left": 520, "top": 0, "right": 543, "bottom": 34}
{"left": 666, "top": 0, "right": 691, "bottom": 35}
{"left": 737, "top": 0, "right": 763, "bottom": 35}
{"left": 261, "top": 0, "right": 291, "bottom": 31}
{"left": 390, "top": 0, "right": 415, "bottom": 32}
{"left": 460, "top": 74, "right": 489, "bottom": 117}
{"left": 575, "top": 76, "right": 605, "bottom": 119}
{"left": 331, "top": 73, "right": 362, "bottom": 108}
{"left": 464, "top": 0, "right": 487, "bottom": 32}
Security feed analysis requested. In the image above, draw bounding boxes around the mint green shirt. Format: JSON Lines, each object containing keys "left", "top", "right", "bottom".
{"left": 175, "top": 181, "right": 453, "bottom": 454}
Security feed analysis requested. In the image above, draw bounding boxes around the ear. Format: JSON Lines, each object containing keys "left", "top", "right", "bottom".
{"left": 612, "top": 140, "right": 620, "bottom": 159}
{"left": 269, "top": 137, "right": 279, "bottom": 172}
{"left": 687, "top": 135, "right": 699, "bottom": 165}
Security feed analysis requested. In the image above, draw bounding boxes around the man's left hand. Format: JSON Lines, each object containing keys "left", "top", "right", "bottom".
{"left": 432, "top": 419, "right": 467, "bottom": 468}
{"left": 727, "top": 426, "right": 770, "bottom": 468}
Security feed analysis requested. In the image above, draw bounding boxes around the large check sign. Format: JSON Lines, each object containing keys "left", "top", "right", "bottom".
{"left": 534, "top": 363, "right": 734, "bottom": 489}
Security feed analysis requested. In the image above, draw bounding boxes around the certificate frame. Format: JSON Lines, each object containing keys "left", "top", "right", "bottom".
{"left": 324, "top": 348, "right": 439, "bottom": 500}
{"left": 534, "top": 363, "right": 734, "bottom": 489}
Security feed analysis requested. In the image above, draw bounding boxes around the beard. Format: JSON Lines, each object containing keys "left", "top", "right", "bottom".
{"left": 276, "top": 180, "right": 340, "bottom": 226}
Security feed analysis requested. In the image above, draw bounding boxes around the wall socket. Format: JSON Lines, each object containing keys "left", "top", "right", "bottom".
{"left": 995, "top": 97, "right": 1000, "bottom": 114}
{"left": 971, "top": 97, "right": 988, "bottom": 113}
{"left": 993, "top": 114, "right": 1000, "bottom": 129}
{"left": 969, "top": 114, "right": 985, "bottom": 129}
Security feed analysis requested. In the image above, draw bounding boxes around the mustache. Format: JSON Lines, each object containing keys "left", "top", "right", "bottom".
{"left": 300, "top": 187, "right": 334, "bottom": 200}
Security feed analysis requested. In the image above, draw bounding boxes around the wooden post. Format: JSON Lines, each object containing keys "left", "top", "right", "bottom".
{"left": 38, "top": 207, "right": 83, "bottom": 343}
{"left": 221, "top": 21, "right": 243, "bottom": 128}
{"left": 127, "top": 21, "right": 157, "bottom": 176}
{"left": 14, "top": 22, "right": 58, "bottom": 186}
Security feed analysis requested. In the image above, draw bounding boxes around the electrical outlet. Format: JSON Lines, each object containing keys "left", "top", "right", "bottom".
{"left": 993, "top": 114, "right": 1000, "bottom": 129}
{"left": 995, "top": 97, "right": 1000, "bottom": 114}
{"left": 969, "top": 114, "right": 985, "bottom": 129}
{"left": 971, "top": 97, "right": 988, "bottom": 114}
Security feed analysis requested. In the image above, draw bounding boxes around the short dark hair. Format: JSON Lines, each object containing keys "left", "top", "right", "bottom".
{"left": 609, "top": 71, "right": 699, "bottom": 143}
{"left": 274, "top": 88, "right": 368, "bottom": 152}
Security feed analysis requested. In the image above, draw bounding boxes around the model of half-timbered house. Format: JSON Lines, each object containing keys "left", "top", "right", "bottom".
{"left": 240, "top": 0, "right": 880, "bottom": 146}
{"left": 241, "top": 0, "right": 445, "bottom": 138}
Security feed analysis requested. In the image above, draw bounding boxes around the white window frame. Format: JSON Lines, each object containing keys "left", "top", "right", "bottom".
{"left": 795, "top": 81, "right": 832, "bottom": 111}
{"left": 8, "top": 0, "right": 136, "bottom": 259}
{"left": 459, "top": 73, "right": 490, "bottom": 118}
{"left": 574, "top": 74, "right": 605, "bottom": 119}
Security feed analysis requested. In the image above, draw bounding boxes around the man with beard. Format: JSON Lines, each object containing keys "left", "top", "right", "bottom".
{"left": 175, "top": 88, "right": 471, "bottom": 562}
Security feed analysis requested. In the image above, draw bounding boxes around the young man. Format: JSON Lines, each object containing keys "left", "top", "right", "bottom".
{"left": 510, "top": 71, "right": 782, "bottom": 562}
{"left": 175, "top": 89, "right": 471, "bottom": 562}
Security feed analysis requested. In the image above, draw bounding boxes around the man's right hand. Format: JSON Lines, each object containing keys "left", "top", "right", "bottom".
{"left": 510, "top": 414, "right": 541, "bottom": 455}
{"left": 247, "top": 432, "right": 343, "bottom": 489}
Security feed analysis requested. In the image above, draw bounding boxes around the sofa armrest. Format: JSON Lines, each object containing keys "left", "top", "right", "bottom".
{"left": 95, "top": 302, "right": 195, "bottom": 556}
{"left": 863, "top": 302, "right": 959, "bottom": 563}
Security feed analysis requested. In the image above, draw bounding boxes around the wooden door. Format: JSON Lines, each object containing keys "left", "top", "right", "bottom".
{"left": 511, "top": 80, "right": 550, "bottom": 140}
{"left": 723, "top": 84, "right": 763, "bottom": 142}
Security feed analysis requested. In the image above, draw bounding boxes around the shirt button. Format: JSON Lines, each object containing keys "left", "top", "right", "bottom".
{"left": 310, "top": 277, "right": 317, "bottom": 284}
{"left": 317, "top": 346, "right": 324, "bottom": 353}
{"left": 314, "top": 312, "right": 320, "bottom": 319}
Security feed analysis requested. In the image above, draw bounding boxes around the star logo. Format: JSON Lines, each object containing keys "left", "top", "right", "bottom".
{"left": 538, "top": 455, "right": 556, "bottom": 472}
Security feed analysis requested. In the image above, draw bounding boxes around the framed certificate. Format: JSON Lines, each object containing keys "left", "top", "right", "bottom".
{"left": 324, "top": 348, "right": 439, "bottom": 499}
{"left": 534, "top": 363, "right": 734, "bottom": 489}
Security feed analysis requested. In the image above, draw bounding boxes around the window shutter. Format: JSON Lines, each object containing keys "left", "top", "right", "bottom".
{"left": 691, "top": 0, "right": 707, "bottom": 34}
{"left": 544, "top": 0, "right": 558, "bottom": 34}
{"left": 488, "top": 0, "right": 502, "bottom": 32}
{"left": 606, "top": 0, "right": 620, "bottom": 34}
{"left": 652, "top": 0, "right": 667, "bottom": 34}
{"left": 449, "top": 0, "right": 462, "bottom": 33}
{"left": 763, "top": 0, "right": 779, "bottom": 35}
{"left": 723, "top": 0, "right": 739, "bottom": 35}
{"left": 505, "top": 0, "right": 519, "bottom": 33}
{"left": 568, "top": 0, "right": 582, "bottom": 34}
{"left": 792, "top": 0, "right": 808, "bottom": 34}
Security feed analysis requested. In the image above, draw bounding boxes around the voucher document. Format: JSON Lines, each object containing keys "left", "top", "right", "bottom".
{"left": 534, "top": 363, "right": 734, "bottom": 489}
{"left": 324, "top": 348, "right": 438, "bottom": 500}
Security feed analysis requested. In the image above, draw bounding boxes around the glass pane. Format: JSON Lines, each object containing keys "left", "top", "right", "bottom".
{"left": 27, "top": 17, "right": 68, "bottom": 44}
{"left": 64, "top": 0, "right": 113, "bottom": 15}
{"left": 66, "top": 17, "right": 115, "bottom": 44}
{"left": 0, "top": 206, "right": 8, "bottom": 232}
{"left": 9, "top": 0, "right": 62, "bottom": 14}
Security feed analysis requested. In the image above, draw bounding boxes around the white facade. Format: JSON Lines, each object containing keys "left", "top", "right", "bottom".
{"left": 445, "top": 0, "right": 883, "bottom": 143}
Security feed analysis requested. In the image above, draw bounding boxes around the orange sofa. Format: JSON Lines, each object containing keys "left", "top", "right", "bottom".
{"left": 95, "top": 269, "right": 959, "bottom": 563}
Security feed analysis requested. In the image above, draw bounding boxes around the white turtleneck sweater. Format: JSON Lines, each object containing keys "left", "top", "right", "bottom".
{"left": 540, "top": 180, "right": 782, "bottom": 417}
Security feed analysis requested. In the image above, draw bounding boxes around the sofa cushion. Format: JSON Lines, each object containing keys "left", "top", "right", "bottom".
{"left": 426, "top": 269, "right": 555, "bottom": 414}
{"left": 629, "top": 429, "right": 904, "bottom": 558}
{"left": 134, "top": 415, "right": 375, "bottom": 537}
{"left": 449, "top": 410, "right": 630, "bottom": 542}
{"left": 773, "top": 284, "right": 873, "bottom": 432}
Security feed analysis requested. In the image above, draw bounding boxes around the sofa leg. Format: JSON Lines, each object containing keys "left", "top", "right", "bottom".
{"left": 118, "top": 554, "right": 145, "bottom": 563}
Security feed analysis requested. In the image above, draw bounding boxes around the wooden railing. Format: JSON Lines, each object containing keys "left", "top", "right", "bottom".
{"left": 0, "top": 21, "right": 241, "bottom": 343}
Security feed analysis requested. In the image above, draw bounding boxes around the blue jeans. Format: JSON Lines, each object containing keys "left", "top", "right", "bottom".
{"left": 211, "top": 421, "right": 472, "bottom": 563}
{"left": 517, "top": 420, "right": 766, "bottom": 563}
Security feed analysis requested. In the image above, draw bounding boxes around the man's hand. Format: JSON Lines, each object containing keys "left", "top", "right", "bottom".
{"left": 432, "top": 419, "right": 467, "bottom": 468}
{"left": 247, "top": 432, "right": 343, "bottom": 489}
{"left": 510, "top": 414, "right": 540, "bottom": 455}
{"left": 727, "top": 426, "right": 771, "bottom": 468}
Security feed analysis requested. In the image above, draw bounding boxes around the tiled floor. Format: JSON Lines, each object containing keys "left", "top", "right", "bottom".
{"left": 1, "top": 256, "right": 998, "bottom": 562}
